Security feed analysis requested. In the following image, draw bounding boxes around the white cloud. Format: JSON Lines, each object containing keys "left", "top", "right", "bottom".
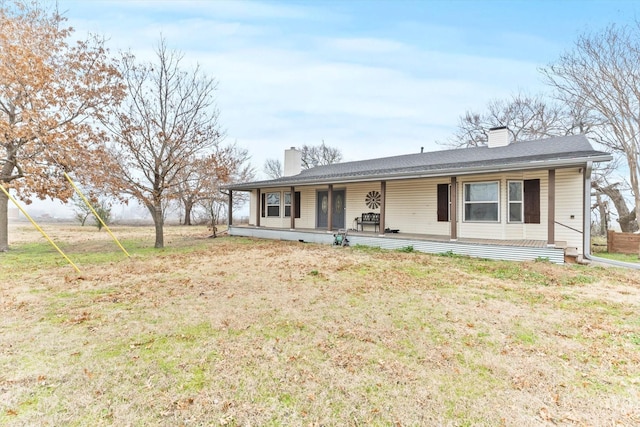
{"left": 60, "top": 0, "right": 554, "bottom": 179}
{"left": 321, "top": 37, "right": 408, "bottom": 53}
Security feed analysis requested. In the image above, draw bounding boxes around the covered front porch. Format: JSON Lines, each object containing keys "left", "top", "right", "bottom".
{"left": 228, "top": 225, "right": 566, "bottom": 264}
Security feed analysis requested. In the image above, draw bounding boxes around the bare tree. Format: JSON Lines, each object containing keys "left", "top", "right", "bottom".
{"left": 199, "top": 144, "right": 254, "bottom": 236}
{"left": 300, "top": 141, "right": 342, "bottom": 168}
{"left": 0, "top": 0, "right": 124, "bottom": 251}
{"left": 591, "top": 157, "right": 637, "bottom": 232}
{"left": 177, "top": 143, "right": 253, "bottom": 226}
{"left": 175, "top": 156, "right": 212, "bottom": 226}
{"left": 448, "top": 91, "right": 635, "bottom": 231}
{"left": 447, "top": 92, "right": 578, "bottom": 148}
{"left": 263, "top": 158, "right": 282, "bottom": 179}
{"left": 104, "top": 38, "right": 222, "bottom": 248}
{"left": 542, "top": 22, "right": 640, "bottom": 230}
{"left": 263, "top": 141, "right": 342, "bottom": 178}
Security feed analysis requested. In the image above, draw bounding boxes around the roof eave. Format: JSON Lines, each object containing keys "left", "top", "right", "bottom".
{"left": 226, "top": 154, "right": 613, "bottom": 191}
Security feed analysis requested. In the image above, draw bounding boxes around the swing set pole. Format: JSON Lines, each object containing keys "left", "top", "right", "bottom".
{"left": 0, "top": 184, "right": 81, "bottom": 273}
{"left": 63, "top": 172, "right": 130, "bottom": 258}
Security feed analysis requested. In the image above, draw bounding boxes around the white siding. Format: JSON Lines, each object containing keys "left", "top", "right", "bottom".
{"left": 555, "top": 168, "right": 584, "bottom": 251}
{"left": 458, "top": 173, "right": 506, "bottom": 240}
{"left": 457, "top": 171, "right": 554, "bottom": 241}
{"left": 252, "top": 186, "right": 326, "bottom": 229}
{"left": 346, "top": 183, "right": 382, "bottom": 230}
{"left": 246, "top": 166, "right": 585, "bottom": 252}
{"left": 259, "top": 187, "right": 291, "bottom": 229}
{"left": 503, "top": 170, "right": 547, "bottom": 241}
{"left": 385, "top": 179, "right": 449, "bottom": 235}
{"left": 297, "top": 186, "right": 322, "bottom": 229}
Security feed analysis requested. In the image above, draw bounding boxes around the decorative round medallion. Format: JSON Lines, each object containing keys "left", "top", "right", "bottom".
{"left": 365, "top": 191, "right": 381, "bottom": 209}
{"left": 335, "top": 195, "right": 343, "bottom": 212}
{"left": 321, "top": 195, "right": 328, "bottom": 213}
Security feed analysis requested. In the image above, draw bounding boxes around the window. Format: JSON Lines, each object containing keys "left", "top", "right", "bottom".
{"left": 284, "top": 192, "right": 301, "bottom": 218}
{"left": 266, "top": 192, "right": 280, "bottom": 217}
{"left": 284, "top": 192, "right": 292, "bottom": 217}
{"left": 508, "top": 181, "right": 523, "bottom": 222}
{"left": 437, "top": 183, "right": 450, "bottom": 222}
{"left": 464, "top": 181, "right": 499, "bottom": 222}
{"left": 508, "top": 179, "right": 541, "bottom": 224}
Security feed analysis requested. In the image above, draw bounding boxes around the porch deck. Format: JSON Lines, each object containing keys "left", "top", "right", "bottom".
{"left": 229, "top": 226, "right": 566, "bottom": 264}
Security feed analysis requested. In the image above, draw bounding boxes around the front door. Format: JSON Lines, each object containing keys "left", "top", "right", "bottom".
{"left": 317, "top": 190, "right": 346, "bottom": 229}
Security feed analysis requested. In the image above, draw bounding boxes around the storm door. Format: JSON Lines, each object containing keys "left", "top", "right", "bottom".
{"left": 316, "top": 190, "right": 346, "bottom": 229}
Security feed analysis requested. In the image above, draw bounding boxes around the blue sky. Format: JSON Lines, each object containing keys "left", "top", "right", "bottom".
{"left": 59, "top": 0, "right": 640, "bottom": 179}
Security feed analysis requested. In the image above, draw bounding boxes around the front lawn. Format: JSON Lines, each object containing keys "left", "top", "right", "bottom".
{"left": 1, "top": 225, "right": 639, "bottom": 425}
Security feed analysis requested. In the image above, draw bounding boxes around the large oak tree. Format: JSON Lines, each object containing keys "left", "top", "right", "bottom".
{"left": 0, "top": 0, "right": 124, "bottom": 251}
{"left": 105, "top": 39, "right": 223, "bottom": 248}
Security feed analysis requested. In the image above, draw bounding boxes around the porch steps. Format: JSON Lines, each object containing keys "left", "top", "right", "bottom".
{"left": 564, "top": 246, "right": 581, "bottom": 264}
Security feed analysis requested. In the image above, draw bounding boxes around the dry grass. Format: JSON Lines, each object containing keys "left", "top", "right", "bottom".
{"left": 1, "top": 223, "right": 640, "bottom": 426}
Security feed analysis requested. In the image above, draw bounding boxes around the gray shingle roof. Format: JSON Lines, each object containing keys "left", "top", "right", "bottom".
{"left": 229, "top": 134, "right": 611, "bottom": 190}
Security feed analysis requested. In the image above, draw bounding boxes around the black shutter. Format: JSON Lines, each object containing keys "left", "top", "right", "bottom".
{"left": 261, "top": 192, "right": 266, "bottom": 218}
{"left": 437, "top": 183, "right": 449, "bottom": 222}
{"left": 295, "top": 192, "right": 301, "bottom": 218}
{"left": 524, "top": 179, "right": 540, "bottom": 224}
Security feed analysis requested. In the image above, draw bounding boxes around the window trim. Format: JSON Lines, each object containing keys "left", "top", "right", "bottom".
{"left": 507, "top": 180, "right": 524, "bottom": 223}
{"left": 463, "top": 181, "right": 500, "bottom": 223}
{"left": 284, "top": 191, "right": 292, "bottom": 218}
{"left": 266, "top": 191, "right": 281, "bottom": 217}
{"left": 283, "top": 191, "right": 301, "bottom": 219}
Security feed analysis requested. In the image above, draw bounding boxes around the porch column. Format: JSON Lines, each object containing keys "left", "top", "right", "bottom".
{"left": 327, "top": 184, "right": 333, "bottom": 232}
{"left": 548, "top": 169, "right": 556, "bottom": 246}
{"left": 450, "top": 176, "right": 457, "bottom": 241}
{"left": 290, "top": 186, "right": 295, "bottom": 230}
{"left": 228, "top": 190, "right": 233, "bottom": 228}
{"left": 379, "top": 181, "right": 386, "bottom": 234}
{"left": 256, "top": 189, "right": 261, "bottom": 227}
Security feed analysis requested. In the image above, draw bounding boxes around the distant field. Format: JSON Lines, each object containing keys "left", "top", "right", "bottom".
{"left": 1, "top": 224, "right": 640, "bottom": 426}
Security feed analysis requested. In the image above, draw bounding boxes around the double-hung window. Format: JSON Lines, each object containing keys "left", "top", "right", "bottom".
{"left": 508, "top": 181, "right": 523, "bottom": 223}
{"left": 464, "top": 181, "right": 499, "bottom": 222}
{"left": 266, "top": 192, "right": 280, "bottom": 217}
{"left": 284, "top": 192, "right": 292, "bottom": 217}
{"left": 507, "top": 179, "right": 541, "bottom": 223}
{"left": 283, "top": 191, "right": 301, "bottom": 218}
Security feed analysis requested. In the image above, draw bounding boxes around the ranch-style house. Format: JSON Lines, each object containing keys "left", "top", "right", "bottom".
{"left": 225, "top": 127, "right": 612, "bottom": 264}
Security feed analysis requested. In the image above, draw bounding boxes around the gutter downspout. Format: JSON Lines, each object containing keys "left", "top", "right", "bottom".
{"left": 582, "top": 161, "right": 640, "bottom": 269}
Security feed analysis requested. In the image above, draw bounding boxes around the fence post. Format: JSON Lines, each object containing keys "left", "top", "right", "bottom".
{"left": 607, "top": 230, "right": 614, "bottom": 253}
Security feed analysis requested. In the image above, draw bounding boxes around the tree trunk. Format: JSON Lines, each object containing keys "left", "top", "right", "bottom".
{"left": 0, "top": 191, "right": 8, "bottom": 252}
{"left": 146, "top": 201, "right": 164, "bottom": 248}
{"left": 595, "top": 193, "right": 608, "bottom": 235}
{"left": 184, "top": 201, "right": 193, "bottom": 226}
{"left": 630, "top": 154, "right": 640, "bottom": 232}
{"left": 594, "top": 183, "right": 638, "bottom": 232}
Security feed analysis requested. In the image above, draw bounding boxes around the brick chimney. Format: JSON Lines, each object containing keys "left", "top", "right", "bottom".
{"left": 283, "top": 147, "right": 302, "bottom": 177}
{"left": 487, "top": 126, "right": 510, "bottom": 148}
